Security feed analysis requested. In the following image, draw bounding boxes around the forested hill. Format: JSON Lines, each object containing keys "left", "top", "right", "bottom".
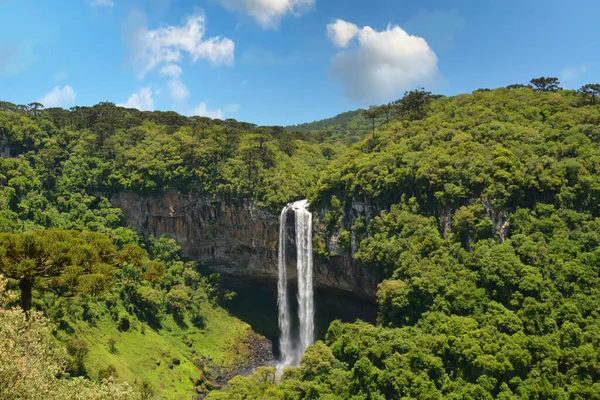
{"left": 211, "top": 82, "right": 600, "bottom": 399}
{"left": 0, "top": 101, "right": 345, "bottom": 398}
{"left": 3, "top": 80, "right": 600, "bottom": 399}
{"left": 286, "top": 109, "right": 385, "bottom": 145}
{"left": 0, "top": 101, "right": 347, "bottom": 216}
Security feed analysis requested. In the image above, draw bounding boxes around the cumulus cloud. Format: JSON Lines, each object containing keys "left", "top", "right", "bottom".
{"left": 126, "top": 12, "right": 235, "bottom": 78}
{"left": 191, "top": 102, "right": 224, "bottom": 119}
{"left": 561, "top": 65, "right": 588, "bottom": 81}
{"left": 38, "top": 85, "right": 76, "bottom": 108}
{"left": 327, "top": 19, "right": 360, "bottom": 48}
{"left": 190, "top": 102, "right": 240, "bottom": 119}
{"left": 118, "top": 87, "right": 154, "bottom": 111}
{"left": 90, "top": 0, "right": 113, "bottom": 7}
{"left": 167, "top": 79, "right": 190, "bottom": 101}
{"left": 160, "top": 63, "right": 183, "bottom": 78}
{"left": 327, "top": 19, "right": 439, "bottom": 102}
{"left": 217, "top": 0, "right": 313, "bottom": 29}
{"left": 160, "top": 64, "right": 188, "bottom": 101}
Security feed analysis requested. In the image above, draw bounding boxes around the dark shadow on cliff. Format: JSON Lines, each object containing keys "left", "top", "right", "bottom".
{"left": 220, "top": 276, "right": 378, "bottom": 359}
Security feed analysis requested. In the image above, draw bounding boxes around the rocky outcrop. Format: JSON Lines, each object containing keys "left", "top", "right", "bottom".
{"left": 193, "top": 330, "right": 274, "bottom": 399}
{"left": 0, "top": 139, "right": 14, "bottom": 158}
{"left": 110, "top": 191, "right": 379, "bottom": 299}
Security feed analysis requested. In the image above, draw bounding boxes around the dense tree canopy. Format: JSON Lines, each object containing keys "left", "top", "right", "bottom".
{"left": 3, "top": 82, "right": 600, "bottom": 398}
{"left": 0, "top": 101, "right": 333, "bottom": 215}
{"left": 0, "top": 275, "right": 135, "bottom": 400}
{"left": 0, "top": 230, "right": 116, "bottom": 311}
{"left": 214, "top": 85, "right": 600, "bottom": 399}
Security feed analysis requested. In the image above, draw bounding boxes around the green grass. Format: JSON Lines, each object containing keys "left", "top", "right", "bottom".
{"left": 70, "top": 302, "right": 251, "bottom": 399}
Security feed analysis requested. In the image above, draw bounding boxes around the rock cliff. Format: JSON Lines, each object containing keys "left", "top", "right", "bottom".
{"left": 110, "top": 191, "right": 379, "bottom": 299}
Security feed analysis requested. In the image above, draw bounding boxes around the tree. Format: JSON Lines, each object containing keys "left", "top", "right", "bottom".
{"left": 27, "top": 102, "right": 44, "bottom": 119}
{"left": 0, "top": 275, "right": 135, "bottom": 400}
{"left": 395, "top": 88, "right": 433, "bottom": 120}
{"left": 578, "top": 83, "right": 600, "bottom": 104}
{"left": 530, "top": 77, "right": 561, "bottom": 92}
{"left": 361, "top": 107, "right": 383, "bottom": 141}
{"left": 0, "top": 230, "right": 115, "bottom": 312}
{"left": 380, "top": 103, "right": 393, "bottom": 123}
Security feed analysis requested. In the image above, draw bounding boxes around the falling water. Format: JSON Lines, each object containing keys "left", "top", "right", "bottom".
{"left": 293, "top": 200, "right": 314, "bottom": 356}
{"left": 277, "top": 204, "right": 293, "bottom": 370}
{"left": 277, "top": 200, "right": 314, "bottom": 374}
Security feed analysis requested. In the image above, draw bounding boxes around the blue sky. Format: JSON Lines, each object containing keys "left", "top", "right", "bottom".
{"left": 0, "top": 0, "right": 598, "bottom": 126}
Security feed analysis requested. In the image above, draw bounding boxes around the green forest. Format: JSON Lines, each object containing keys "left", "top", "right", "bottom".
{"left": 2, "top": 79, "right": 600, "bottom": 399}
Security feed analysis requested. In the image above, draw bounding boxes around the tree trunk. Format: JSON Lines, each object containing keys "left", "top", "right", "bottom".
{"left": 19, "top": 278, "right": 33, "bottom": 313}
{"left": 372, "top": 119, "right": 375, "bottom": 141}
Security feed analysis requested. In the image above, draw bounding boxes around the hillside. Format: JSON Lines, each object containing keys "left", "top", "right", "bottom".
{"left": 0, "top": 103, "right": 335, "bottom": 398}
{"left": 2, "top": 83, "right": 600, "bottom": 399}
{"left": 211, "top": 85, "right": 600, "bottom": 399}
{"left": 286, "top": 109, "right": 386, "bottom": 145}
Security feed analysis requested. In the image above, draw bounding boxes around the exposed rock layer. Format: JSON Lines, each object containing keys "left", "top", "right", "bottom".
{"left": 110, "top": 191, "right": 379, "bottom": 299}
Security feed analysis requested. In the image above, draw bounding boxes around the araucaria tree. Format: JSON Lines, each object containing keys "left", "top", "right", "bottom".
{"left": 578, "top": 83, "right": 600, "bottom": 104}
{"left": 0, "top": 230, "right": 115, "bottom": 312}
{"left": 530, "top": 76, "right": 562, "bottom": 92}
{"left": 361, "top": 107, "right": 383, "bottom": 141}
{"left": 395, "top": 87, "right": 433, "bottom": 120}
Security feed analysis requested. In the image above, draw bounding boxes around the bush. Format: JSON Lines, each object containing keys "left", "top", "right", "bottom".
{"left": 98, "top": 364, "right": 118, "bottom": 381}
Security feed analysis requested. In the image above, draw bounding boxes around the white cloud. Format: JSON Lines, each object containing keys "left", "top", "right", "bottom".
{"left": 561, "top": 65, "right": 588, "bottom": 81}
{"left": 217, "top": 0, "right": 313, "bottom": 29}
{"left": 118, "top": 87, "right": 154, "bottom": 111}
{"left": 190, "top": 102, "right": 240, "bottom": 119}
{"left": 191, "top": 102, "right": 224, "bottom": 119}
{"left": 327, "top": 19, "right": 360, "bottom": 48}
{"left": 167, "top": 79, "right": 190, "bottom": 101}
{"left": 91, "top": 0, "right": 113, "bottom": 7}
{"left": 327, "top": 20, "right": 439, "bottom": 102}
{"left": 160, "top": 63, "right": 183, "bottom": 78}
{"left": 128, "top": 13, "right": 235, "bottom": 78}
{"left": 38, "top": 85, "right": 76, "bottom": 108}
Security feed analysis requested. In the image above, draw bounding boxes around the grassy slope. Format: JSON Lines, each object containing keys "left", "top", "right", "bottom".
{"left": 69, "top": 303, "right": 251, "bottom": 399}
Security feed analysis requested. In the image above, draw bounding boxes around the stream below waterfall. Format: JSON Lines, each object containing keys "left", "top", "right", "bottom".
{"left": 221, "top": 277, "right": 378, "bottom": 359}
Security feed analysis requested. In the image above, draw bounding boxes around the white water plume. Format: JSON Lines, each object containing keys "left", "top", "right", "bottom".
{"left": 276, "top": 200, "right": 314, "bottom": 374}
{"left": 277, "top": 204, "right": 293, "bottom": 370}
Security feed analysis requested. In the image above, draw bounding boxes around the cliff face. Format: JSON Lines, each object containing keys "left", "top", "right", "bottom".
{"left": 110, "top": 191, "right": 379, "bottom": 299}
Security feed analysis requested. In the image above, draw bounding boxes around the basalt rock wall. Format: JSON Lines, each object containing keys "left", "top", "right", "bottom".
{"left": 110, "top": 191, "right": 379, "bottom": 299}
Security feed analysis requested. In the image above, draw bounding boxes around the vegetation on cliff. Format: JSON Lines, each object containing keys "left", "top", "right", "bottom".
{"left": 212, "top": 81, "right": 600, "bottom": 399}
{"left": 2, "top": 78, "right": 600, "bottom": 399}
{"left": 0, "top": 97, "right": 339, "bottom": 398}
{"left": 0, "top": 102, "right": 335, "bottom": 214}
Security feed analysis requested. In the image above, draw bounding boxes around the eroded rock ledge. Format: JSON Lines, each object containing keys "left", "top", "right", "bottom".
{"left": 110, "top": 191, "right": 379, "bottom": 299}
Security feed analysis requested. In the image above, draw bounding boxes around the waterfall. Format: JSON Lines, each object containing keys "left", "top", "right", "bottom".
{"left": 277, "top": 204, "right": 293, "bottom": 369}
{"left": 293, "top": 200, "right": 314, "bottom": 356}
{"left": 277, "top": 200, "right": 314, "bottom": 373}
